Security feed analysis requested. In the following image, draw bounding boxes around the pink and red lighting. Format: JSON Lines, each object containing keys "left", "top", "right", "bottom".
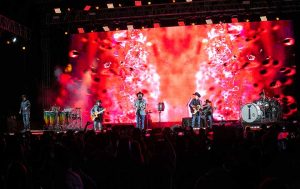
{"left": 52, "top": 20, "right": 297, "bottom": 125}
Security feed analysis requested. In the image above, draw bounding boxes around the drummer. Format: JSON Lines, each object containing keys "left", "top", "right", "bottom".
{"left": 254, "top": 91, "right": 270, "bottom": 119}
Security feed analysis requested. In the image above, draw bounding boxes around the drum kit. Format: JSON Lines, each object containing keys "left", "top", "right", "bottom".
{"left": 43, "top": 106, "right": 82, "bottom": 130}
{"left": 241, "top": 96, "right": 282, "bottom": 124}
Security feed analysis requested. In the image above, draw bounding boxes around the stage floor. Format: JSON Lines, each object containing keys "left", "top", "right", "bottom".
{"left": 5, "top": 117, "right": 294, "bottom": 135}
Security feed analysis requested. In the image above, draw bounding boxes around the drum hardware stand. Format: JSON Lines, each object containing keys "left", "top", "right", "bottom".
{"left": 54, "top": 111, "right": 63, "bottom": 131}
{"left": 67, "top": 108, "right": 82, "bottom": 130}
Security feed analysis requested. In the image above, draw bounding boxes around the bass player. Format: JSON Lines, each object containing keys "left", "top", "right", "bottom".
{"left": 202, "top": 99, "right": 213, "bottom": 129}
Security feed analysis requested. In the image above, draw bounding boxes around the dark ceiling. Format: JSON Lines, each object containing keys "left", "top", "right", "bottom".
{"left": 2, "top": 0, "right": 300, "bottom": 30}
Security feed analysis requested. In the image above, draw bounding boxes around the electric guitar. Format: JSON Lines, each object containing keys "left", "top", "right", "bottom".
{"left": 191, "top": 105, "right": 202, "bottom": 115}
{"left": 91, "top": 108, "right": 106, "bottom": 121}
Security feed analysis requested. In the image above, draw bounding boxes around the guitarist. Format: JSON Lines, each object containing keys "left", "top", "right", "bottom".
{"left": 188, "top": 92, "right": 202, "bottom": 128}
{"left": 90, "top": 100, "right": 105, "bottom": 131}
{"left": 134, "top": 91, "right": 147, "bottom": 130}
{"left": 202, "top": 99, "right": 213, "bottom": 128}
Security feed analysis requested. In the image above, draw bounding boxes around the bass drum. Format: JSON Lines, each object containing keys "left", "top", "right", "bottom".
{"left": 241, "top": 103, "right": 263, "bottom": 123}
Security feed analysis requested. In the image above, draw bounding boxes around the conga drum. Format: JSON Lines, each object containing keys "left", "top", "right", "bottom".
{"left": 43, "top": 111, "right": 50, "bottom": 127}
{"left": 59, "top": 111, "right": 68, "bottom": 126}
{"left": 49, "top": 111, "right": 57, "bottom": 126}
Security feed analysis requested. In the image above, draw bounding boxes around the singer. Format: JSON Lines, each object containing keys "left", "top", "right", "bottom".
{"left": 134, "top": 91, "right": 147, "bottom": 130}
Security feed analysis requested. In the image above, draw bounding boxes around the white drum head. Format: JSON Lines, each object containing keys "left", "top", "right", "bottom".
{"left": 241, "top": 103, "right": 261, "bottom": 123}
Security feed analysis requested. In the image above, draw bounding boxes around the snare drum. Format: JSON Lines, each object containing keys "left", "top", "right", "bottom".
{"left": 241, "top": 103, "right": 263, "bottom": 123}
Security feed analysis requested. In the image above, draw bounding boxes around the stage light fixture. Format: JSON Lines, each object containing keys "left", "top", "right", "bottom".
{"left": 84, "top": 5, "right": 91, "bottom": 11}
{"left": 186, "top": 0, "right": 192, "bottom": 2}
{"left": 148, "top": 1, "right": 151, "bottom": 5}
{"left": 242, "top": 1, "right": 250, "bottom": 5}
{"left": 231, "top": 16, "right": 238, "bottom": 23}
{"left": 205, "top": 19, "right": 213, "bottom": 24}
{"left": 95, "top": 6, "right": 99, "bottom": 10}
{"left": 103, "top": 26, "right": 110, "bottom": 31}
{"left": 77, "top": 27, "right": 85, "bottom": 34}
{"left": 153, "top": 22, "right": 160, "bottom": 28}
{"left": 127, "top": 24, "right": 134, "bottom": 31}
{"left": 135, "top": 1, "right": 142, "bottom": 6}
{"left": 54, "top": 8, "right": 61, "bottom": 14}
{"left": 260, "top": 16, "right": 267, "bottom": 21}
{"left": 178, "top": 19, "right": 185, "bottom": 26}
{"left": 107, "top": 3, "right": 114, "bottom": 8}
{"left": 88, "top": 12, "right": 96, "bottom": 16}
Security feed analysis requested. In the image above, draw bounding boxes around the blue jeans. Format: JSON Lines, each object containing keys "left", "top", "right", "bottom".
{"left": 136, "top": 114, "right": 145, "bottom": 130}
{"left": 206, "top": 115, "right": 213, "bottom": 128}
{"left": 22, "top": 113, "right": 30, "bottom": 130}
{"left": 93, "top": 120, "right": 102, "bottom": 131}
{"left": 191, "top": 114, "right": 201, "bottom": 128}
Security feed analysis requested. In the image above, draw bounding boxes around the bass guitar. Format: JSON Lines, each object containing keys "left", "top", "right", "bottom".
{"left": 91, "top": 108, "right": 106, "bottom": 121}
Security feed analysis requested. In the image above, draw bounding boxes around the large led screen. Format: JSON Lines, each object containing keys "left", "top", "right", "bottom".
{"left": 52, "top": 20, "right": 297, "bottom": 125}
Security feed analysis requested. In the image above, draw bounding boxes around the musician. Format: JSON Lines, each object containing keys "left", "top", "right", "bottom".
{"left": 254, "top": 91, "right": 270, "bottom": 119}
{"left": 202, "top": 99, "right": 213, "bottom": 128}
{"left": 256, "top": 91, "right": 268, "bottom": 102}
{"left": 90, "top": 100, "right": 105, "bottom": 131}
{"left": 188, "top": 92, "right": 202, "bottom": 128}
{"left": 134, "top": 91, "right": 147, "bottom": 130}
{"left": 19, "top": 94, "right": 31, "bottom": 131}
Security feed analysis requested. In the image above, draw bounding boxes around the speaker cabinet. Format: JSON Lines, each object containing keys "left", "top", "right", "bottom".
{"left": 182, "top": 117, "right": 192, "bottom": 127}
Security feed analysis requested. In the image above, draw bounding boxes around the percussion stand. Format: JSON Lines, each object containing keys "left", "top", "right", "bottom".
{"left": 261, "top": 100, "right": 268, "bottom": 123}
{"left": 262, "top": 106, "right": 268, "bottom": 124}
{"left": 55, "top": 111, "right": 62, "bottom": 131}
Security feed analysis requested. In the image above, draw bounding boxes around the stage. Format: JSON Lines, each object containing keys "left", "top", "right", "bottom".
{"left": 6, "top": 118, "right": 295, "bottom": 136}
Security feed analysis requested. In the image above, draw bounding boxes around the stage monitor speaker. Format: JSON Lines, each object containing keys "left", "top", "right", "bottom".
{"left": 182, "top": 117, "right": 192, "bottom": 127}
